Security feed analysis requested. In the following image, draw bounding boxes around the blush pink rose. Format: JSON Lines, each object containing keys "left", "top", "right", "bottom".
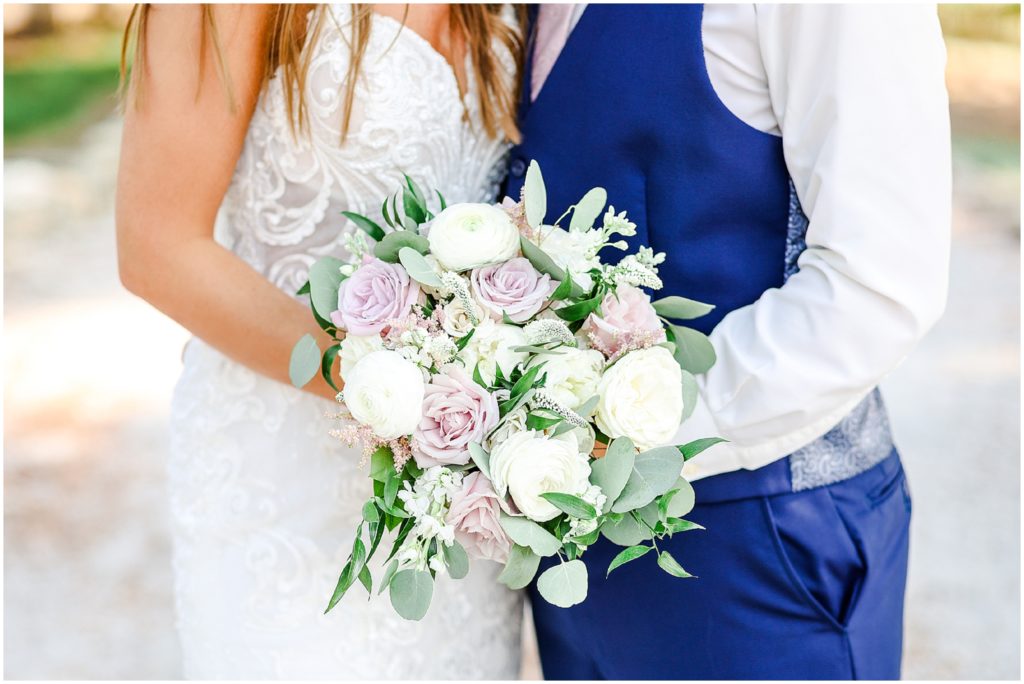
{"left": 330, "top": 257, "right": 420, "bottom": 336}
{"left": 413, "top": 367, "right": 499, "bottom": 467}
{"left": 446, "top": 472, "right": 512, "bottom": 563}
{"left": 470, "top": 257, "right": 556, "bottom": 323}
{"left": 584, "top": 285, "right": 666, "bottom": 357}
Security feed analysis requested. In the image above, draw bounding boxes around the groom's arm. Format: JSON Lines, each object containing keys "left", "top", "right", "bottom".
{"left": 675, "top": 4, "right": 951, "bottom": 479}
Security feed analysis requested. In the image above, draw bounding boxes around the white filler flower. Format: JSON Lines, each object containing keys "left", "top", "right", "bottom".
{"left": 489, "top": 430, "right": 591, "bottom": 522}
{"left": 427, "top": 203, "right": 520, "bottom": 272}
{"left": 595, "top": 346, "right": 684, "bottom": 451}
{"left": 343, "top": 350, "right": 425, "bottom": 439}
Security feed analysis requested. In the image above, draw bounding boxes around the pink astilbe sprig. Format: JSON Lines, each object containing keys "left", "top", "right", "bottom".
{"left": 588, "top": 327, "right": 667, "bottom": 363}
{"left": 329, "top": 422, "right": 414, "bottom": 472}
{"left": 382, "top": 310, "right": 441, "bottom": 349}
{"left": 501, "top": 195, "right": 536, "bottom": 241}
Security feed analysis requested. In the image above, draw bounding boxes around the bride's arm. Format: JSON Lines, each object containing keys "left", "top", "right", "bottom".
{"left": 116, "top": 4, "right": 339, "bottom": 400}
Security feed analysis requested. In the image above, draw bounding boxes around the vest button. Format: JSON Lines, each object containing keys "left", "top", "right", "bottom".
{"left": 510, "top": 157, "right": 527, "bottom": 178}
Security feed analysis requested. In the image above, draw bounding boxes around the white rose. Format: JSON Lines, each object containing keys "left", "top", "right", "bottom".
{"left": 343, "top": 350, "right": 425, "bottom": 439}
{"left": 339, "top": 334, "right": 384, "bottom": 382}
{"left": 595, "top": 346, "right": 684, "bottom": 451}
{"left": 441, "top": 297, "right": 484, "bottom": 338}
{"left": 427, "top": 203, "right": 520, "bottom": 272}
{"left": 536, "top": 225, "right": 603, "bottom": 291}
{"left": 489, "top": 430, "right": 592, "bottom": 522}
{"left": 459, "top": 318, "right": 527, "bottom": 385}
{"left": 533, "top": 347, "right": 605, "bottom": 410}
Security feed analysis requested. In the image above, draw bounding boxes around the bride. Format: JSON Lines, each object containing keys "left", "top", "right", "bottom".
{"left": 115, "top": 4, "right": 526, "bottom": 679}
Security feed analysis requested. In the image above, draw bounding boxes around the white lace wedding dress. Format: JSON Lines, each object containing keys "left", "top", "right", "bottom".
{"left": 167, "top": 6, "right": 523, "bottom": 679}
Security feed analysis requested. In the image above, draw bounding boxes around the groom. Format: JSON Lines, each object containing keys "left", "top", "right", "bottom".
{"left": 505, "top": 4, "right": 951, "bottom": 680}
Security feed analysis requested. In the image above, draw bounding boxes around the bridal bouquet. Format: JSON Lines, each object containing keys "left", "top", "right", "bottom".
{"left": 290, "top": 162, "right": 722, "bottom": 620}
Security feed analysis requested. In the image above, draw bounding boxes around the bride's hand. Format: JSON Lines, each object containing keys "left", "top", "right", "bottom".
{"left": 591, "top": 442, "right": 609, "bottom": 459}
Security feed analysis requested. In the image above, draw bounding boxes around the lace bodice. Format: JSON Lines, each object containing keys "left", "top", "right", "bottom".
{"left": 168, "top": 7, "right": 523, "bottom": 678}
{"left": 220, "top": 5, "right": 512, "bottom": 295}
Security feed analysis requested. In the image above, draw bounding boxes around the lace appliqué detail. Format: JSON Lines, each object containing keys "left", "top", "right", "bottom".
{"left": 782, "top": 181, "right": 895, "bottom": 492}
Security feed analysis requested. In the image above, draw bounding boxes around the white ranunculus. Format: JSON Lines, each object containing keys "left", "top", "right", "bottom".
{"left": 595, "top": 346, "right": 684, "bottom": 451}
{"left": 427, "top": 203, "right": 520, "bottom": 272}
{"left": 339, "top": 334, "right": 384, "bottom": 382}
{"left": 533, "top": 347, "right": 605, "bottom": 411}
{"left": 489, "top": 430, "right": 592, "bottom": 522}
{"left": 343, "top": 350, "right": 425, "bottom": 439}
{"left": 536, "top": 225, "right": 604, "bottom": 291}
{"left": 459, "top": 318, "right": 527, "bottom": 385}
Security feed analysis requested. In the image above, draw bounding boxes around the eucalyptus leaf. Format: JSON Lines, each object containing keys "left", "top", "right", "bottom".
{"left": 569, "top": 187, "right": 607, "bottom": 232}
{"left": 670, "top": 325, "right": 717, "bottom": 375}
{"left": 374, "top": 230, "right": 430, "bottom": 263}
{"left": 540, "top": 492, "right": 597, "bottom": 520}
{"left": 600, "top": 511, "right": 652, "bottom": 546}
{"left": 652, "top": 296, "right": 715, "bottom": 320}
{"left": 657, "top": 551, "right": 694, "bottom": 578}
{"left": 308, "top": 256, "right": 346, "bottom": 322}
{"left": 524, "top": 160, "right": 547, "bottom": 228}
{"left": 520, "top": 236, "right": 564, "bottom": 281}
{"left": 680, "top": 368, "right": 698, "bottom": 422}
{"left": 389, "top": 569, "right": 434, "bottom": 620}
{"left": 511, "top": 345, "right": 566, "bottom": 355}
{"left": 606, "top": 544, "right": 652, "bottom": 577}
{"left": 576, "top": 395, "right": 600, "bottom": 419}
{"left": 442, "top": 540, "right": 470, "bottom": 580}
{"left": 611, "top": 446, "right": 684, "bottom": 513}
{"left": 677, "top": 437, "right": 728, "bottom": 461}
{"left": 288, "top": 334, "right": 321, "bottom": 388}
{"left": 397, "top": 246, "right": 443, "bottom": 288}
{"left": 468, "top": 442, "right": 491, "bottom": 480}
{"left": 497, "top": 544, "right": 541, "bottom": 590}
{"left": 499, "top": 512, "right": 562, "bottom": 557}
{"left": 536, "top": 560, "right": 588, "bottom": 608}
{"left": 665, "top": 476, "right": 695, "bottom": 518}
{"left": 341, "top": 211, "right": 385, "bottom": 242}
{"left": 590, "top": 437, "right": 635, "bottom": 511}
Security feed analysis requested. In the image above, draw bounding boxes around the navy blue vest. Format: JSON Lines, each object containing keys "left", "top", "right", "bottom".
{"left": 506, "top": 5, "right": 894, "bottom": 501}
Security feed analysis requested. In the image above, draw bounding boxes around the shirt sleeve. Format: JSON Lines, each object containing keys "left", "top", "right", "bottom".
{"left": 675, "top": 4, "right": 952, "bottom": 480}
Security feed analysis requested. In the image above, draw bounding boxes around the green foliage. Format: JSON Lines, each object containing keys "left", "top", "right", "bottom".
{"left": 590, "top": 437, "right": 635, "bottom": 510}
{"left": 374, "top": 230, "right": 430, "bottom": 263}
{"left": 540, "top": 492, "right": 598, "bottom": 520}
{"left": 652, "top": 295, "right": 715, "bottom": 320}
{"left": 606, "top": 544, "right": 652, "bottom": 577}
{"left": 499, "top": 512, "right": 562, "bottom": 557}
{"left": 677, "top": 437, "right": 728, "bottom": 461}
{"left": 536, "top": 560, "right": 588, "bottom": 608}
{"left": 389, "top": 569, "right": 434, "bottom": 621}
{"left": 288, "top": 334, "right": 320, "bottom": 388}
{"left": 569, "top": 187, "right": 608, "bottom": 232}
{"left": 524, "top": 161, "right": 547, "bottom": 228}
{"left": 498, "top": 544, "right": 541, "bottom": 589}
{"left": 666, "top": 324, "right": 717, "bottom": 375}
{"left": 611, "top": 446, "right": 684, "bottom": 512}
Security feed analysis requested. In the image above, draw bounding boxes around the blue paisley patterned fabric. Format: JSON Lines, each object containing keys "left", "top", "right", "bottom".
{"left": 783, "top": 182, "right": 894, "bottom": 491}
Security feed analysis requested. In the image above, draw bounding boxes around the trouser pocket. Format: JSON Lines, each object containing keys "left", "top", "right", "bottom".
{"left": 765, "top": 486, "right": 867, "bottom": 629}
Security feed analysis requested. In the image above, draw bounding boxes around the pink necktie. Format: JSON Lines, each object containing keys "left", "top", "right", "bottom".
{"left": 531, "top": 4, "right": 577, "bottom": 102}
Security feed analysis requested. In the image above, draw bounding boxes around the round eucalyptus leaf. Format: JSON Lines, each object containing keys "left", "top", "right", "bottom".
{"left": 611, "top": 446, "right": 684, "bottom": 513}
{"left": 398, "top": 246, "right": 443, "bottom": 288}
{"left": 600, "top": 513, "right": 652, "bottom": 547}
{"left": 536, "top": 560, "right": 588, "bottom": 608}
{"left": 590, "top": 437, "right": 635, "bottom": 510}
{"left": 308, "top": 256, "right": 346, "bottom": 322}
{"left": 288, "top": 334, "right": 321, "bottom": 388}
{"left": 569, "top": 187, "right": 607, "bottom": 232}
{"left": 389, "top": 569, "right": 434, "bottom": 621}
{"left": 374, "top": 230, "right": 429, "bottom": 263}
{"left": 497, "top": 544, "right": 541, "bottom": 590}
{"left": 652, "top": 295, "right": 715, "bottom": 320}
{"left": 442, "top": 540, "right": 470, "bottom": 580}
{"left": 499, "top": 512, "right": 562, "bottom": 557}
{"left": 665, "top": 477, "right": 695, "bottom": 518}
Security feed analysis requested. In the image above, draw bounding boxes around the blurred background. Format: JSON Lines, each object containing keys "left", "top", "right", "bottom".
{"left": 3, "top": 3, "right": 1020, "bottom": 680}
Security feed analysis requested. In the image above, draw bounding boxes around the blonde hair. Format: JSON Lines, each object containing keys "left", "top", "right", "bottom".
{"left": 121, "top": 4, "right": 527, "bottom": 142}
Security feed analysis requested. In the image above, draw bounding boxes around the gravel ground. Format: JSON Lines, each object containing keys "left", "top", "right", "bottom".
{"left": 3, "top": 112, "right": 1019, "bottom": 679}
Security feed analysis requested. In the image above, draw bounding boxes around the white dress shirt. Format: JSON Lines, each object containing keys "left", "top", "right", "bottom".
{"left": 534, "top": 5, "right": 952, "bottom": 480}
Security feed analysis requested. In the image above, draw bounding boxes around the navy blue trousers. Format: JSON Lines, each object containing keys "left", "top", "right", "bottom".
{"left": 529, "top": 451, "right": 912, "bottom": 679}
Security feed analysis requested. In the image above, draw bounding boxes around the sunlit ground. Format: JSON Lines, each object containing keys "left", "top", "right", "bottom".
{"left": 4, "top": 14, "right": 1021, "bottom": 682}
